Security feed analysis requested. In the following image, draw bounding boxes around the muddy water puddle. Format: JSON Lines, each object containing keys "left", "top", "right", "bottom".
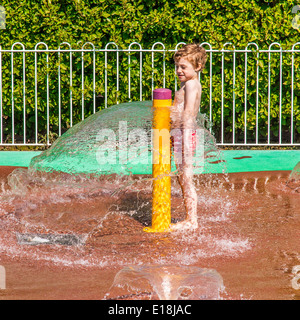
{"left": 0, "top": 167, "right": 299, "bottom": 300}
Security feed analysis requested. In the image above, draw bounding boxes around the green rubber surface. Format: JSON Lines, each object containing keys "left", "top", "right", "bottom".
{"left": 219, "top": 150, "right": 300, "bottom": 173}
{"left": 0, "top": 150, "right": 299, "bottom": 173}
{"left": 0, "top": 151, "right": 42, "bottom": 167}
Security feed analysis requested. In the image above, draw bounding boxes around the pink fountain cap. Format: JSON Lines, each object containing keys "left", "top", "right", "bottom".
{"left": 153, "top": 88, "right": 172, "bottom": 100}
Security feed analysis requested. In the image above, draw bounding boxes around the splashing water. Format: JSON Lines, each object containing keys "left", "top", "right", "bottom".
{"left": 0, "top": 101, "right": 235, "bottom": 266}
{"left": 104, "top": 265, "right": 224, "bottom": 300}
{"left": 0, "top": 166, "right": 298, "bottom": 299}
{"left": 0, "top": 101, "right": 262, "bottom": 300}
{"left": 0, "top": 165, "right": 250, "bottom": 269}
{"left": 29, "top": 101, "right": 224, "bottom": 175}
{"left": 287, "top": 161, "right": 300, "bottom": 192}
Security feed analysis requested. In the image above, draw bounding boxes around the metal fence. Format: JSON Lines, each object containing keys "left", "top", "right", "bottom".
{"left": 0, "top": 41, "right": 300, "bottom": 147}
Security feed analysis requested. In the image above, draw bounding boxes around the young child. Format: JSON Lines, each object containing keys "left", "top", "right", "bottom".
{"left": 170, "top": 43, "right": 207, "bottom": 230}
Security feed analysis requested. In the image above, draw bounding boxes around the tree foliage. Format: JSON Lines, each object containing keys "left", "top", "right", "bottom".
{"left": 0, "top": 0, "right": 299, "bottom": 144}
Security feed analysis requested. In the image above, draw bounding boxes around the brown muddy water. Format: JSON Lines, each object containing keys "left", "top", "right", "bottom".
{"left": 0, "top": 166, "right": 299, "bottom": 300}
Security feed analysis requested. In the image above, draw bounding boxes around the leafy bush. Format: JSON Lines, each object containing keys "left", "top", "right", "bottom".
{"left": 0, "top": 0, "right": 299, "bottom": 144}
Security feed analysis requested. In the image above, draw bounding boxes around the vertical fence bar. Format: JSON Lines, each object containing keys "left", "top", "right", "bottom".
{"left": 34, "top": 45, "right": 38, "bottom": 144}
{"left": 291, "top": 43, "right": 300, "bottom": 145}
{"left": 22, "top": 45, "right": 26, "bottom": 144}
{"left": 93, "top": 44, "right": 96, "bottom": 113}
{"left": 267, "top": 45, "right": 271, "bottom": 145}
{"left": 46, "top": 46, "right": 49, "bottom": 145}
{"left": 279, "top": 45, "right": 283, "bottom": 145}
{"left": 200, "top": 43, "right": 212, "bottom": 132}
{"left": 151, "top": 44, "right": 154, "bottom": 98}
{"left": 151, "top": 42, "right": 165, "bottom": 99}
{"left": 139, "top": 44, "right": 143, "bottom": 101}
{"left": 10, "top": 43, "right": 27, "bottom": 144}
{"left": 255, "top": 46, "right": 260, "bottom": 145}
{"left": 104, "top": 42, "right": 119, "bottom": 108}
{"left": 245, "top": 43, "right": 259, "bottom": 145}
{"left": 163, "top": 46, "right": 166, "bottom": 89}
{"left": 104, "top": 44, "right": 107, "bottom": 108}
{"left": 11, "top": 44, "right": 14, "bottom": 144}
{"left": 34, "top": 42, "right": 48, "bottom": 144}
{"left": 128, "top": 44, "right": 131, "bottom": 101}
{"left": 58, "top": 42, "right": 72, "bottom": 135}
{"left": 70, "top": 46, "right": 73, "bottom": 127}
{"left": 174, "top": 42, "right": 186, "bottom": 92}
{"left": 58, "top": 44, "right": 62, "bottom": 136}
{"left": 232, "top": 45, "right": 236, "bottom": 145}
{"left": 221, "top": 43, "right": 234, "bottom": 144}
{"left": 269, "top": 43, "right": 282, "bottom": 145}
{"left": 81, "top": 44, "right": 85, "bottom": 120}
{"left": 128, "top": 42, "right": 143, "bottom": 102}
{"left": 116, "top": 46, "right": 119, "bottom": 105}
{"left": 209, "top": 45, "right": 213, "bottom": 133}
{"left": 221, "top": 54, "right": 224, "bottom": 144}
{"left": 291, "top": 45, "right": 295, "bottom": 145}
{"left": 10, "top": 43, "right": 26, "bottom": 144}
{"left": 81, "top": 42, "right": 96, "bottom": 119}
{"left": 244, "top": 46, "right": 248, "bottom": 144}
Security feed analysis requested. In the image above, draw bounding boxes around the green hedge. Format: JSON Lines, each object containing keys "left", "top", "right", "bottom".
{"left": 0, "top": 0, "right": 300, "bottom": 144}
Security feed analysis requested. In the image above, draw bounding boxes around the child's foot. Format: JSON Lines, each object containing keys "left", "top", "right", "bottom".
{"left": 171, "top": 218, "right": 198, "bottom": 231}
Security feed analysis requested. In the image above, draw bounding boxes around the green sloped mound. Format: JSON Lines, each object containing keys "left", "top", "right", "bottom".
{"left": 29, "top": 101, "right": 223, "bottom": 176}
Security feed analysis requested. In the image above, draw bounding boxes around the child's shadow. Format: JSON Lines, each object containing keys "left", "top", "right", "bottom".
{"left": 116, "top": 192, "right": 152, "bottom": 227}
{"left": 116, "top": 192, "right": 181, "bottom": 226}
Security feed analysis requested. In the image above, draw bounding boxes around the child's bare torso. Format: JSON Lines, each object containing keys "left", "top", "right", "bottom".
{"left": 171, "top": 79, "right": 201, "bottom": 129}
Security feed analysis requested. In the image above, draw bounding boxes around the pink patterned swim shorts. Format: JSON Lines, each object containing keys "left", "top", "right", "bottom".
{"left": 171, "top": 129, "right": 197, "bottom": 155}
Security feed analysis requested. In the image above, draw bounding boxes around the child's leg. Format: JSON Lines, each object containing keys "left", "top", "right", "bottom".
{"left": 178, "top": 166, "right": 198, "bottom": 227}
{"left": 172, "top": 129, "right": 198, "bottom": 230}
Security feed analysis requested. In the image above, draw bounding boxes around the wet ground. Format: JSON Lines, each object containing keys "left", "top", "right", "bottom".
{"left": 0, "top": 166, "right": 299, "bottom": 300}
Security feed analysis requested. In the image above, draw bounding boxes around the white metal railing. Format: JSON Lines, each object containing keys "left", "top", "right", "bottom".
{"left": 0, "top": 41, "right": 300, "bottom": 147}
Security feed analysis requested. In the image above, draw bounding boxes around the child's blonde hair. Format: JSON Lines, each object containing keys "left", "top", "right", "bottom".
{"left": 174, "top": 43, "right": 207, "bottom": 73}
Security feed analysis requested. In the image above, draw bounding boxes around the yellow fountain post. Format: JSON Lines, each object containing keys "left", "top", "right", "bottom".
{"left": 144, "top": 88, "right": 172, "bottom": 233}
